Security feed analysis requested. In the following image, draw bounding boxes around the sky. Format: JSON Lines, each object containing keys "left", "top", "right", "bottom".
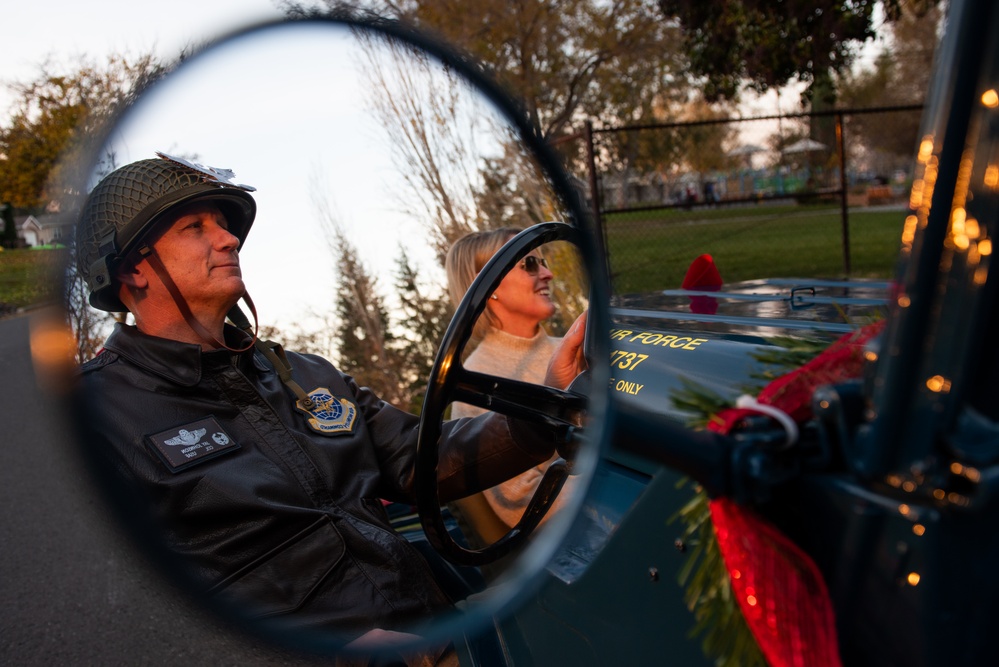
{"left": 2, "top": 1, "right": 286, "bottom": 115}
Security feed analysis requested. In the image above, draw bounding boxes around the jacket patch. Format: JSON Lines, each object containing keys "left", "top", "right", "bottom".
{"left": 146, "top": 416, "right": 240, "bottom": 472}
{"left": 295, "top": 387, "right": 357, "bottom": 436}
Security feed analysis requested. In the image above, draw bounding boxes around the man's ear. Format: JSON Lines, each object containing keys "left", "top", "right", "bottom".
{"left": 115, "top": 258, "right": 150, "bottom": 292}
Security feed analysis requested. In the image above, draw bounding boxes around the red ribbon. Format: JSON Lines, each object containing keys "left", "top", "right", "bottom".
{"left": 703, "top": 319, "right": 885, "bottom": 667}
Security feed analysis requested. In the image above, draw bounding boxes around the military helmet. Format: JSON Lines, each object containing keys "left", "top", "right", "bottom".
{"left": 76, "top": 153, "right": 257, "bottom": 312}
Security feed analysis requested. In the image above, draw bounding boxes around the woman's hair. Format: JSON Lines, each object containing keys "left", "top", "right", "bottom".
{"left": 445, "top": 227, "right": 522, "bottom": 340}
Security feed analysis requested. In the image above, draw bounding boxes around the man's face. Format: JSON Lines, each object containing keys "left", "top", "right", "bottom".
{"left": 143, "top": 201, "right": 245, "bottom": 315}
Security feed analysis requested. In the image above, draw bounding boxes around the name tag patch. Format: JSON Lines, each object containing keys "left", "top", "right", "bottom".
{"left": 146, "top": 416, "right": 240, "bottom": 472}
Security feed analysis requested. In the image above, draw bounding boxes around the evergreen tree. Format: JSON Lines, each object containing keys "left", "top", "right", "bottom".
{"left": 328, "top": 222, "right": 409, "bottom": 407}
{"left": 1, "top": 203, "right": 16, "bottom": 248}
{"left": 393, "top": 247, "right": 453, "bottom": 414}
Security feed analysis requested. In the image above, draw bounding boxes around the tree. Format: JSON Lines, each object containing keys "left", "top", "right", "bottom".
{"left": 285, "top": 0, "right": 692, "bottom": 140}
{"left": 311, "top": 170, "right": 413, "bottom": 406}
{"left": 0, "top": 52, "right": 173, "bottom": 363}
{"left": 0, "top": 84, "right": 85, "bottom": 210}
{"left": 328, "top": 219, "right": 409, "bottom": 406}
{"left": 356, "top": 31, "right": 567, "bottom": 252}
{"left": 836, "top": 1, "right": 943, "bottom": 164}
{"left": 0, "top": 53, "right": 168, "bottom": 212}
{"left": 63, "top": 272, "right": 122, "bottom": 365}
{"left": 356, "top": 34, "right": 481, "bottom": 263}
{"left": 883, "top": 0, "right": 942, "bottom": 102}
{"left": 258, "top": 309, "right": 342, "bottom": 359}
{"left": 285, "top": 4, "right": 593, "bottom": 380}
{"left": 473, "top": 137, "right": 564, "bottom": 231}
{"left": 657, "top": 0, "right": 894, "bottom": 103}
{"left": 393, "top": 247, "right": 453, "bottom": 413}
{"left": 356, "top": 34, "right": 587, "bottom": 338}
{"left": 679, "top": 102, "right": 738, "bottom": 176}
{"left": 1, "top": 203, "right": 16, "bottom": 248}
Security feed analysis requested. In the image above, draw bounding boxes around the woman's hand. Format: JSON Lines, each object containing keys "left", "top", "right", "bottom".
{"left": 545, "top": 310, "right": 588, "bottom": 390}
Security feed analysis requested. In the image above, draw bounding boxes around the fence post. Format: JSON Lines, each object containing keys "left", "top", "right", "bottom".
{"left": 583, "top": 121, "right": 611, "bottom": 281}
{"left": 836, "top": 111, "right": 851, "bottom": 275}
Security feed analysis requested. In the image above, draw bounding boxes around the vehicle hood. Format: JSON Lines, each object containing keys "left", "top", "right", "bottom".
{"left": 607, "top": 278, "right": 891, "bottom": 423}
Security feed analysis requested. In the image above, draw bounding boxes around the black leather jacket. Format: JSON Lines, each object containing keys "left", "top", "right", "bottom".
{"left": 77, "top": 323, "right": 555, "bottom": 638}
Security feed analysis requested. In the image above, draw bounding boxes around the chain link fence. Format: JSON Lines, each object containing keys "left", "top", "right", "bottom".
{"left": 559, "top": 105, "right": 924, "bottom": 295}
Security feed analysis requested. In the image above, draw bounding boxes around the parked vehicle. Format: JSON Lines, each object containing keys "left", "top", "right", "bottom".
{"left": 480, "top": 0, "right": 998, "bottom": 663}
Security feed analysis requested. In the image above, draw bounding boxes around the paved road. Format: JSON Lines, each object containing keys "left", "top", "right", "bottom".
{"left": 0, "top": 313, "right": 312, "bottom": 665}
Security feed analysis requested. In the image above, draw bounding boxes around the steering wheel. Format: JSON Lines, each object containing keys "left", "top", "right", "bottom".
{"left": 416, "top": 222, "right": 589, "bottom": 567}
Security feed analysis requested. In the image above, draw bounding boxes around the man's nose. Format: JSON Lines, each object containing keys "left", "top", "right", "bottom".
{"left": 213, "top": 224, "right": 240, "bottom": 250}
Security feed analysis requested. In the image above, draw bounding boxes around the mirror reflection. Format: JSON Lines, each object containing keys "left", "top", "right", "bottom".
{"left": 445, "top": 231, "right": 585, "bottom": 570}
{"left": 65, "top": 18, "right": 600, "bottom": 659}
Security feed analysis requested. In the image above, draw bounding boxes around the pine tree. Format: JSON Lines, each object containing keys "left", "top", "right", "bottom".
{"left": 1, "top": 203, "right": 16, "bottom": 248}
{"left": 393, "top": 247, "right": 453, "bottom": 414}
{"left": 330, "top": 226, "right": 408, "bottom": 407}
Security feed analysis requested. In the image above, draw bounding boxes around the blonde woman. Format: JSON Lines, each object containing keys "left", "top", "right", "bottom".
{"left": 445, "top": 227, "right": 574, "bottom": 545}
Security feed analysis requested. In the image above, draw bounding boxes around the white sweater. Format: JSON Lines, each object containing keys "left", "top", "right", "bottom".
{"left": 452, "top": 327, "right": 573, "bottom": 530}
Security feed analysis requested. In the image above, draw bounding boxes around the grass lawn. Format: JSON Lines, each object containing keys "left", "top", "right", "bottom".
{"left": 0, "top": 206, "right": 906, "bottom": 311}
{"left": 0, "top": 247, "right": 68, "bottom": 311}
{"left": 603, "top": 203, "right": 905, "bottom": 294}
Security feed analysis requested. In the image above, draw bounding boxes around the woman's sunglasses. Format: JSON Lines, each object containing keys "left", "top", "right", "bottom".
{"left": 519, "top": 255, "right": 549, "bottom": 275}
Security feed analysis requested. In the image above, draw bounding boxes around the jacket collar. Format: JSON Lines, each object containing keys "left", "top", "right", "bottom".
{"left": 103, "top": 323, "right": 259, "bottom": 386}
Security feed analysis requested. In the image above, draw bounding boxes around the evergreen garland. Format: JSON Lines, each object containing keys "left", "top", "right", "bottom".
{"left": 669, "top": 336, "right": 831, "bottom": 667}
{"left": 674, "top": 479, "right": 767, "bottom": 667}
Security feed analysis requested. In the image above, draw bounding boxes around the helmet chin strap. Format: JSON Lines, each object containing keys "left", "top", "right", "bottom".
{"left": 142, "top": 247, "right": 315, "bottom": 409}
{"left": 141, "top": 246, "right": 257, "bottom": 353}
{"left": 230, "top": 304, "right": 316, "bottom": 409}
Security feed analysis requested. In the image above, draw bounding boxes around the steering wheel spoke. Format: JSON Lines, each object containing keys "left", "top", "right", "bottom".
{"left": 452, "top": 369, "right": 586, "bottom": 430}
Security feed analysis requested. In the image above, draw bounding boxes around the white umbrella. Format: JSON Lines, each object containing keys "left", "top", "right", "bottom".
{"left": 783, "top": 138, "right": 827, "bottom": 154}
{"left": 725, "top": 144, "right": 765, "bottom": 157}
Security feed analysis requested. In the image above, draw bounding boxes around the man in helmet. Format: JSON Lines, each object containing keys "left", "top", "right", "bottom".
{"left": 74, "top": 154, "right": 586, "bottom": 656}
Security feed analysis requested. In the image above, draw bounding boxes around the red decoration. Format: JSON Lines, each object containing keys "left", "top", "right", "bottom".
{"left": 682, "top": 254, "right": 723, "bottom": 314}
{"left": 704, "top": 319, "right": 885, "bottom": 667}
{"left": 708, "top": 320, "right": 885, "bottom": 431}
{"left": 682, "top": 253, "right": 723, "bottom": 289}
{"left": 711, "top": 498, "right": 842, "bottom": 667}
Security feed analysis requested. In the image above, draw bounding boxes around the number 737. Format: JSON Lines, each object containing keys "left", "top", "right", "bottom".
{"left": 610, "top": 350, "right": 649, "bottom": 371}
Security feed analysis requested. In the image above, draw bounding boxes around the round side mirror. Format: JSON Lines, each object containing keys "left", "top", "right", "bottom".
{"left": 57, "top": 15, "right": 610, "bottom": 661}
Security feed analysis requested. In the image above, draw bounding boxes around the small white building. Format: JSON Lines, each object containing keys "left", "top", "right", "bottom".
{"left": 17, "top": 214, "right": 75, "bottom": 247}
